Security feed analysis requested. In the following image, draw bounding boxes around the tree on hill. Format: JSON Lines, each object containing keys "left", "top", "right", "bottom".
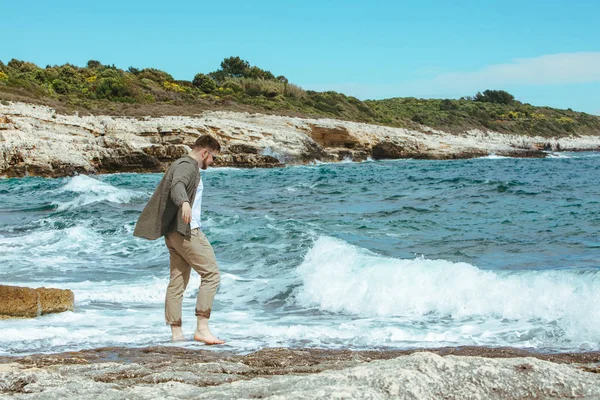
{"left": 87, "top": 60, "right": 102, "bottom": 69}
{"left": 474, "top": 89, "right": 515, "bottom": 105}
{"left": 220, "top": 56, "right": 250, "bottom": 77}
{"left": 208, "top": 56, "right": 281, "bottom": 84}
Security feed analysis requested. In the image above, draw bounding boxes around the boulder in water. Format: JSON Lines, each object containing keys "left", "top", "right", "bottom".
{"left": 0, "top": 285, "right": 74, "bottom": 318}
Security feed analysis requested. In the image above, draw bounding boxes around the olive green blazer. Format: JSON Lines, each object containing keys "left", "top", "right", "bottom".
{"left": 133, "top": 155, "right": 200, "bottom": 240}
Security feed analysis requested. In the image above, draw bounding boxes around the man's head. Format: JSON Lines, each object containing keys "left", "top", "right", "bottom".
{"left": 191, "top": 135, "right": 221, "bottom": 170}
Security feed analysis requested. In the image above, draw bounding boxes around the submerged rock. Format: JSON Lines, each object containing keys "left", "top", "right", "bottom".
{"left": 0, "top": 285, "right": 74, "bottom": 318}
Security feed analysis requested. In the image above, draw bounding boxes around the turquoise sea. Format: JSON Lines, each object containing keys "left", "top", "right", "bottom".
{"left": 0, "top": 153, "right": 599, "bottom": 355}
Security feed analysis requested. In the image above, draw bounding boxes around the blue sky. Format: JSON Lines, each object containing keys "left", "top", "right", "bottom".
{"left": 1, "top": 0, "right": 598, "bottom": 114}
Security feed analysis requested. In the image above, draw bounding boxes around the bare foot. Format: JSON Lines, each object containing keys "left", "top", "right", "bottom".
{"left": 194, "top": 329, "right": 225, "bottom": 345}
{"left": 171, "top": 326, "right": 186, "bottom": 342}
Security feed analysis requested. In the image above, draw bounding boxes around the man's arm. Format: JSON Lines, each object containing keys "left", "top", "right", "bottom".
{"left": 170, "top": 162, "right": 196, "bottom": 223}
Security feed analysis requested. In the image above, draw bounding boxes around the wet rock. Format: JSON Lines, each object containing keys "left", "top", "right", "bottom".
{"left": 496, "top": 149, "right": 546, "bottom": 158}
{"left": 0, "top": 286, "right": 39, "bottom": 318}
{"left": 371, "top": 140, "right": 426, "bottom": 159}
{"left": 1, "top": 349, "right": 600, "bottom": 399}
{"left": 371, "top": 141, "right": 406, "bottom": 159}
{"left": 0, "top": 285, "right": 74, "bottom": 318}
{"left": 38, "top": 287, "right": 75, "bottom": 315}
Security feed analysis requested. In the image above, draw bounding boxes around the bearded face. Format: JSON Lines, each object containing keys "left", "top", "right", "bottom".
{"left": 200, "top": 149, "right": 217, "bottom": 170}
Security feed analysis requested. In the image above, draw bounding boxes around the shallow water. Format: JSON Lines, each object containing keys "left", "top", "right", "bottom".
{"left": 1, "top": 152, "right": 599, "bottom": 355}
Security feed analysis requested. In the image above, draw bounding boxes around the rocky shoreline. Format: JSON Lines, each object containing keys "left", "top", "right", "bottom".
{"left": 2, "top": 101, "right": 600, "bottom": 178}
{"left": 1, "top": 346, "right": 599, "bottom": 399}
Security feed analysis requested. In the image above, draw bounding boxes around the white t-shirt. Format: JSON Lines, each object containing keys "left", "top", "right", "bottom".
{"left": 190, "top": 175, "right": 203, "bottom": 230}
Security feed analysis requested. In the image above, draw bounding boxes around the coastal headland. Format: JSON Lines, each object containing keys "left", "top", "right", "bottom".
{"left": 2, "top": 57, "right": 600, "bottom": 177}
{"left": 2, "top": 100, "right": 600, "bottom": 178}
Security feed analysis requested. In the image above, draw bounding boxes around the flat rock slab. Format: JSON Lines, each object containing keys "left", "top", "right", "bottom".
{"left": 0, "top": 285, "right": 74, "bottom": 318}
{"left": 1, "top": 346, "right": 600, "bottom": 399}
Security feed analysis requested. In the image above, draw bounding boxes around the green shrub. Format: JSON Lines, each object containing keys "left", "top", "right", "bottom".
{"left": 137, "top": 68, "right": 173, "bottom": 83}
{"left": 52, "top": 79, "right": 69, "bottom": 94}
{"left": 284, "top": 83, "right": 306, "bottom": 99}
{"left": 98, "top": 68, "right": 121, "bottom": 79}
{"left": 7, "top": 59, "right": 39, "bottom": 73}
{"left": 440, "top": 99, "right": 457, "bottom": 110}
{"left": 224, "top": 77, "right": 286, "bottom": 98}
{"left": 192, "top": 73, "right": 217, "bottom": 93}
{"left": 474, "top": 89, "right": 515, "bottom": 105}
{"left": 139, "top": 78, "right": 157, "bottom": 89}
{"left": 243, "top": 80, "right": 263, "bottom": 96}
{"left": 33, "top": 69, "right": 47, "bottom": 83}
{"left": 222, "top": 78, "right": 243, "bottom": 94}
{"left": 95, "top": 78, "right": 133, "bottom": 100}
{"left": 57, "top": 65, "right": 81, "bottom": 84}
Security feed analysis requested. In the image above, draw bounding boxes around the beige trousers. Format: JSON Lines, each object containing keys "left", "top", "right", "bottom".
{"left": 164, "top": 228, "right": 220, "bottom": 326}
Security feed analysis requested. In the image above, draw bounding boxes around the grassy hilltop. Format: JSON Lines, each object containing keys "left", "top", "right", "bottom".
{"left": 1, "top": 56, "right": 599, "bottom": 137}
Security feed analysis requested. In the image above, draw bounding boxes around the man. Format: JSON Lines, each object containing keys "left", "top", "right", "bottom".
{"left": 134, "top": 135, "right": 225, "bottom": 344}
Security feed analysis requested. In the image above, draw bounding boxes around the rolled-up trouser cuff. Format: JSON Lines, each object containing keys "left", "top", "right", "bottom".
{"left": 195, "top": 308, "right": 211, "bottom": 319}
{"left": 168, "top": 319, "right": 182, "bottom": 327}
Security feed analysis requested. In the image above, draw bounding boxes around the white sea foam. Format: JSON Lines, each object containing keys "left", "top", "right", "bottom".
{"left": 546, "top": 152, "right": 571, "bottom": 158}
{"left": 6, "top": 271, "right": 273, "bottom": 306}
{"left": 0, "top": 225, "right": 104, "bottom": 269}
{"left": 294, "top": 236, "right": 600, "bottom": 345}
{"left": 478, "top": 154, "right": 511, "bottom": 159}
{"left": 0, "top": 309, "right": 167, "bottom": 355}
{"left": 72, "top": 278, "right": 171, "bottom": 304}
{"left": 55, "top": 175, "right": 144, "bottom": 210}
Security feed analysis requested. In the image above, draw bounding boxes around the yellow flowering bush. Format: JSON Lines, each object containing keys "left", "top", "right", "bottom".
{"left": 86, "top": 75, "right": 97, "bottom": 83}
{"left": 0, "top": 71, "right": 8, "bottom": 81}
{"left": 500, "top": 111, "right": 521, "bottom": 120}
{"left": 163, "top": 81, "right": 185, "bottom": 92}
{"left": 556, "top": 117, "right": 574, "bottom": 124}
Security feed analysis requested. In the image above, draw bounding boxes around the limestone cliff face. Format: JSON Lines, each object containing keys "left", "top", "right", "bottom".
{"left": 1, "top": 101, "right": 600, "bottom": 177}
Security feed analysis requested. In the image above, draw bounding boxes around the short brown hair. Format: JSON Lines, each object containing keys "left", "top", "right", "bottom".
{"left": 193, "top": 135, "right": 221, "bottom": 152}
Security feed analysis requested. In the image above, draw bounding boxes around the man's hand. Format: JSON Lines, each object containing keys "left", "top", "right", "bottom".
{"left": 181, "top": 202, "right": 192, "bottom": 224}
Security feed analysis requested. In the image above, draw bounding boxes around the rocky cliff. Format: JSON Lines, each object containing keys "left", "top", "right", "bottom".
{"left": 2, "top": 101, "right": 600, "bottom": 177}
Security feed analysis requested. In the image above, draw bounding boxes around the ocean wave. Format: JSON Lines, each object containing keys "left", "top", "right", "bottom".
{"left": 0, "top": 225, "right": 102, "bottom": 257}
{"left": 54, "top": 175, "right": 145, "bottom": 210}
{"left": 294, "top": 236, "right": 600, "bottom": 342}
